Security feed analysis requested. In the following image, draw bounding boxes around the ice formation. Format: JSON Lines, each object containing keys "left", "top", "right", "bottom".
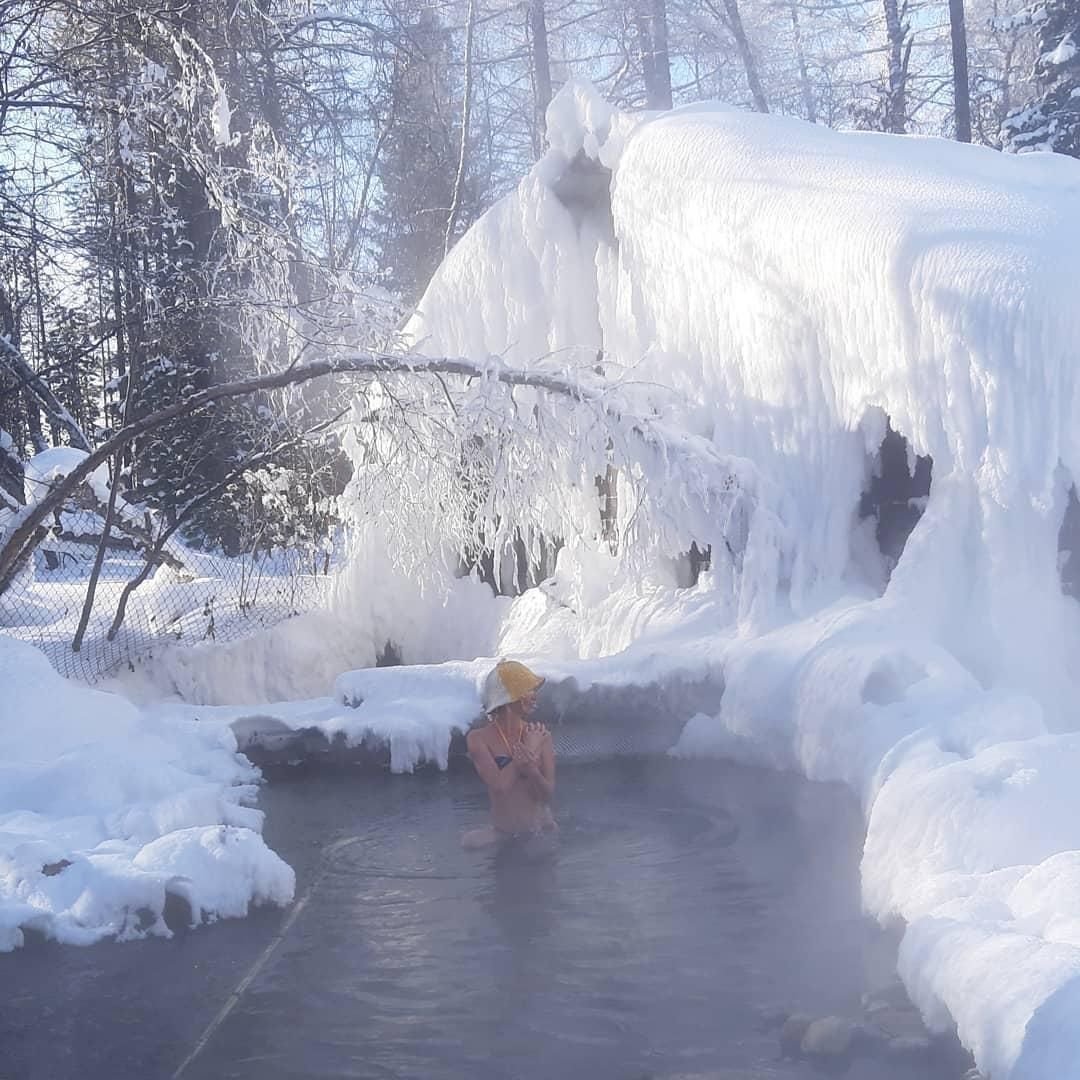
{"left": 400, "top": 81, "right": 1080, "bottom": 1079}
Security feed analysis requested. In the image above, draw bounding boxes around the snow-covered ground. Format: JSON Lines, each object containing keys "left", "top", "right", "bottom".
{"left": 6, "top": 80, "right": 1080, "bottom": 1080}
{"left": 0, "top": 447, "right": 334, "bottom": 683}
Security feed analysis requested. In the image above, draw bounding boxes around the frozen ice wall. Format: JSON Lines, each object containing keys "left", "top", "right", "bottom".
{"left": 408, "top": 80, "right": 1080, "bottom": 717}
{"left": 605, "top": 106, "right": 1080, "bottom": 712}
{"left": 404, "top": 81, "right": 623, "bottom": 369}
{"left": 406, "top": 81, "right": 1080, "bottom": 1079}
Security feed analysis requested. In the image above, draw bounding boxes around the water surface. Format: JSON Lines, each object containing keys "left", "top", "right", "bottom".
{"left": 2, "top": 757, "right": 968, "bottom": 1080}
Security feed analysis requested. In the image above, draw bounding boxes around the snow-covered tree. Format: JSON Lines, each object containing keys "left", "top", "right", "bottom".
{"left": 966, "top": 0, "right": 1037, "bottom": 146}
{"left": 1002, "top": 0, "right": 1080, "bottom": 154}
{"left": 41, "top": 306, "right": 101, "bottom": 443}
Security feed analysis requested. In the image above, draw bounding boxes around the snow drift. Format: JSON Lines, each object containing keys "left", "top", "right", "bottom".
{"left": 402, "top": 81, "right": 1080, "bottom": 1079}
{"left": 0, "top": 635, "right": 292, "bottom": 951}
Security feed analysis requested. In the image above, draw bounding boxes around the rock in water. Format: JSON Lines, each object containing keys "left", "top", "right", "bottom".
{"left": 779, "top": 1013, "right": 812, "bottom": 1058}
{"left": 802, "top": 1016, "right": 857, "bottom": 1058}
{"left": 886, "top": 1034, "right": 933, "bottom": 1060}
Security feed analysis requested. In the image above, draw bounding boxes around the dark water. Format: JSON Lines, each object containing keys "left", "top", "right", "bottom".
{"left": 1, "top": 758, "right": 968, "bottom": 1080}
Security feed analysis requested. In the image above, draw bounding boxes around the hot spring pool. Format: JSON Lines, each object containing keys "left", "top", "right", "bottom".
{"left": 2, "top": 757, "right": 972, "bottom": 1079}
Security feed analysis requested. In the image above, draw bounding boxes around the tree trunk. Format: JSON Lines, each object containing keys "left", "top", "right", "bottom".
{"left": 0, "top": 292, "right": 25, "bottom": 504}
{"left": 29, "top": 223, "right": 51, "bottom": 438}
{"left": 71, "top": 448, "right": 122, "bottom": 651}
{"left": 107, "top": 28, "right": 143, "bottom": 478}
{"left": 635, "top": 0, "right": 673, "bottom": 109}
{"left": 0, "top": 335, "right": 91, "bottom": 452}
{"left": 650, "top": 0, "right": 673, "bottom": 109}
{"left": 3, "top": 274, "right": 48, "bottom": 455}
{"left": 528, "top": 0, "right": 553, "bottom": 156}
{"left": 258, "top": 42, "right": 314, "bottom": 310}
{"left": 882, "top": 0, "right": 910, "bottom": 133}
{"left": 0, "top": 444, "right": 24, "bottom": 507}
{"left": 0, "top": 283, "right": 76, "bottom": 455}
{"left": 597, "top": 464, "right": 618, "bottom": 553}
{"left": 722, "top": 0, "right": 770, "bottom": 113}
{"left": 790, "top": 1, "right": 816, "bottom": 122}
{"left": 445, "top": 0, "right": 477, "bottom": 254}
{"left": 949, "top": 0, "right": 972, "bottom": 141}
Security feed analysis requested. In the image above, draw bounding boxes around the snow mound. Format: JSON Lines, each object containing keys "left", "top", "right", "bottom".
{"left": 104, "top": 526, "right": 510, "bottom": 707}
{"left": 332, "top": 661, "right": 490, "bottom": 772}
{"left": 0, "top": 636, "right": 292, "bottom": 950}
{"left": 134, "top": 824, "right": 292, "bottom": 923}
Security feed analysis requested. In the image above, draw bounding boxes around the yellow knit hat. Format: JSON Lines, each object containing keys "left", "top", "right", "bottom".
{"left": 483, "top": 660, "right": 544, "bottom": 712}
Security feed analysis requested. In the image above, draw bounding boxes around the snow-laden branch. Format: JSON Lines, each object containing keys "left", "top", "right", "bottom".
{"left": 0, "top": 332, "right": 91, "bottom": 452}
{"left": 342, "top": 351, "right": 784, "bottom": 602}
{"left": 0, "top": 351, "right": 780, "bottom": 599}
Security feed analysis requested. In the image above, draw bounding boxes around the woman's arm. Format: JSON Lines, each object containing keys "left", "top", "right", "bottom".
{"left": 519, "top": 729, "right": 555, "bottom": 802}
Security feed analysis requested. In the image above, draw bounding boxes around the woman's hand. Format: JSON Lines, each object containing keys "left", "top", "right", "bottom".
{"left": 516, "top": 723, "right": 548, "bottom": 778}
{"left": 520, "top": 722, "right": 546, "bottom": 755}
{"left": 519, "top": 721, "right": 554, "bottom": 802}
{"left": 511, "top": 725, "right": 540, "bottom": 768}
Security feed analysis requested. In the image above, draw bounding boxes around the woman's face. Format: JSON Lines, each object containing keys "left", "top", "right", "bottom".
{"left": 519, "top": 690, "right": 538, "bottom": 715}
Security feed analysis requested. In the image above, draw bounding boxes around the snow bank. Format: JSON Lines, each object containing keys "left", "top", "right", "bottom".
{"left": 401, "top": 82, "right": 1080, "bottom": 1078}
{"left": 131, "top": 548, "right": 728, "bottom": 775}
{"left": 109, "top": 610, "right": 376, "bottom": 706}
{"left": 332, "top": 660, "right": 489, "bottom": 771}
{"left": 605, "top": 108, "right": 1080, "bottom": 709}
{"left": 325, "top": 571, "right": 725, "bottom": 772}
{"left": 0, "top": 636, "right": 292, "bottom": 951}
{"left": 135, "top": 663, "right": 489, "bottom": 776}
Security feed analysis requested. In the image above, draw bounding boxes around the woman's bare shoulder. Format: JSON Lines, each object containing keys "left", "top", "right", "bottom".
{"left": 466, "top": 725, "right": 490, "bottom": 750}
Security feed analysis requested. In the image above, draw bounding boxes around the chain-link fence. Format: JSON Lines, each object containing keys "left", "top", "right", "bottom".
{"left": 0, "top": 508, "right": 338, "bottom": 684}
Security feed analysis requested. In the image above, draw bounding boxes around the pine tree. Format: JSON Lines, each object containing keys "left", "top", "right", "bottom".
{"left": 42, "top": 306, "right": 101, "bottom": 442}
{"left": 1003, "top": 0, "right": 1080, "bottom": 155}
{"left": 372, "top": 6, "right": 462, "bottom": 303}
{"left": 54, "top": 0, "right": 313, "bottom": 553}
